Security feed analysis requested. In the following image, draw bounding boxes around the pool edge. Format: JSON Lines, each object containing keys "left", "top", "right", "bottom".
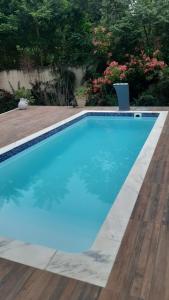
{"left": 0, "top": 110, "right": 167, "bottom": 287}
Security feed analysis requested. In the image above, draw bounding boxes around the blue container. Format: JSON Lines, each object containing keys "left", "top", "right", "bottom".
{"left": 113, "top": 83, "right": 130, "bottom": 111}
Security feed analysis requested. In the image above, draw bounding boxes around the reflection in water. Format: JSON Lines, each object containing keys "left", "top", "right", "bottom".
{"left": 0, "top": 119, "right": 89, "bottom": 208}
{"left": 0, "top": 116, "right": 156, "bottom": 252}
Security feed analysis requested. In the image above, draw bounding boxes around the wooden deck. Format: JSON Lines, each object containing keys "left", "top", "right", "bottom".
{"left": 0, "top": 106, "right": 169, "bottom": 300}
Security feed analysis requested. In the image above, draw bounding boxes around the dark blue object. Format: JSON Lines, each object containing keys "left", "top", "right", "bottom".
{"left": 113, "top": 83, "right": 130, "bottom": 110}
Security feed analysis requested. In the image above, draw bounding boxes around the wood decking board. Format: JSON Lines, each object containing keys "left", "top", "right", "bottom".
{"left": 0, "top": 106, "right": 169, "bottom": 300}
{"left": 0, "top": 258, "right": 102, "bottom": 300}
{"left": 98, "top": 111, "right": 169, "bottom": 300}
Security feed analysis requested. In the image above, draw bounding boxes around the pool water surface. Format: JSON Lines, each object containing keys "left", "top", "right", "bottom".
{"left": 0, "top": 116, "right": 156, "bottom": 252}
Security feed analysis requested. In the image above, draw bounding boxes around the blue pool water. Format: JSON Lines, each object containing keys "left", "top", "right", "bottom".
{"left": 0, "top": 116, "right": 156, "bottom": 252}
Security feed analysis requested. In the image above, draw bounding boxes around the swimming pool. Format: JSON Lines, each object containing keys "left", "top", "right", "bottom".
{"left": 0, "top": 114, "right": 156, "bottom": 252}
{"left": 0, "top": 110, "right": 167, "bottom": 286}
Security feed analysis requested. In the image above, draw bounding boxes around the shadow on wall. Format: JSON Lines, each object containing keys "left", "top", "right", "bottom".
{"left": 0, "top": 68, "right": 85, "bottom": 93}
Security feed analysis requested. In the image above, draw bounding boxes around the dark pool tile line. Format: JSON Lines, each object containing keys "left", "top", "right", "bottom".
{"left": 0, "top": 114, "right": 87, "bottom": 162}
{"left": 87, "top": 112, "right": 159, "bottom": 117}
{"left": 87, "top": 112, "right": 133, "bottom": 117}
{"left": 141, "top": 112, "right": 159, "bottom": 117}
{"left": 0, "top": 111, "right": 159, "bottom": 163}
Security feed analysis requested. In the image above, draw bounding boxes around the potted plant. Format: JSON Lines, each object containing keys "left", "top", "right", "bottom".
{"left": 75, "top": 86, "right": 89, "bottom": 107}
{"left": 15, "top": 87, "right": 35, "bottom": 110}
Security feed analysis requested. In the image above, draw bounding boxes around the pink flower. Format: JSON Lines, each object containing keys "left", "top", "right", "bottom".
{"left": 118, "top": 65, "right": 127, "bottom": 72}
{"left": 104, "top": 68, "right": 112, "bottom": 76}
{"left": 145, "top": 56, "right": 151, "bottom": 62}
{"left": 130, "top": 58, "right": 137, "bottom": 65}
{"left": 144, "top": 68, "right": 149, "bottom": 74}
{"left": 109, "top": 61, "right": 118, "bottom": 67}
{"left": 158, "top": 61, "right": 165, "bottom": 68}
{"left": 145, "top": 58, "right": 166, "bottom": 71}
{"left": 105, "top": 78, "right": 112, "bottom": 84}
{"left": 120, "top": 73, "right": 126, "bottom": 80}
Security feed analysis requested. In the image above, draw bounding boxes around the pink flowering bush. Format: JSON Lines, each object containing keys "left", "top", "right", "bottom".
{"left": 91, "top": 51, "right": 166, "bottom": 94}
{"left": 87, "top": 50, "right": 169, "bottom": 106}
{"left": 127, "top": 51, "right": 166, "bottom": 81}
{"left": 92, "top": 61, "right": 128, "bottom": 93}
{"left": 126, "top": 51, "right": 167, "bottom": 100}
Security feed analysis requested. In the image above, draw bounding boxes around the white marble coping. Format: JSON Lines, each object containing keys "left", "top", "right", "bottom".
{"left": 0, "top": 110, "right": 168, "bottom": 287}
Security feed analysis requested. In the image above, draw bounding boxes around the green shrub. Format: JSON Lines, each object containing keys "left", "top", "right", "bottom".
{"left": 152, "top": 78, "right": 169, "bottom": 106}
{"left": 15, "top": 87, "right": 35, "bottom": 104}
{"left": 135, "top": 94, "right": 158, "bottom": 106}
{"left": 86, "top": 89, "right": 117, "bottom": 106}
{"left": 0, "top": 89, "right": 18, "bottom": 114}
{"left": 135, "top": 75, "right": 169, "bottom": 106}
{"left": 31, "top": 69, "right": 76, "bottom": 106}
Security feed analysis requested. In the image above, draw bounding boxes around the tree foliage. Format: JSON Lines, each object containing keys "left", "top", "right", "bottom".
{"left": 1, "top": 0, "right": 169, "bottom": 107}
{"left": 1, "top": 0, "right": 169, "bottom": 70}
{"left": 0, "top": 0, "right": 92, "bottom": 69}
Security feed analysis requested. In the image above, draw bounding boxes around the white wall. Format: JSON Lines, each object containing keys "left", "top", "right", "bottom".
{"left": 0, "top": 67, "right": 85, "bottom": 92}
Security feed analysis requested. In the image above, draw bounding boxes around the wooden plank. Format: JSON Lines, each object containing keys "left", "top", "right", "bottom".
{"left": 102, "top": 113, "right": 169, "bottom": 299}
{"left": 147, "top": 225, "right": 169, "bottom": 300}
{"left": 0, "top": 261, "right": 33, "bottom": 300}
